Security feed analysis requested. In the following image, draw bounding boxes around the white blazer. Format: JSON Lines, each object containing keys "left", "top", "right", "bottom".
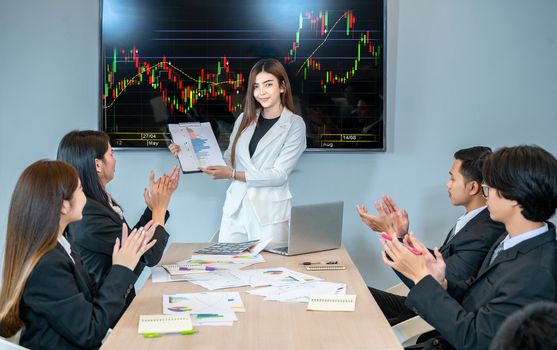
{"left": 222, "top": 107, "right": 306, "bottom": 225}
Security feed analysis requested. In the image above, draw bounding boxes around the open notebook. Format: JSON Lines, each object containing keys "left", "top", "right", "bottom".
{"left": 138, "top": 315, "right": 194, "bottom": 336}
{"left": 307, "top": 294, "right": 356, "bottom": 312}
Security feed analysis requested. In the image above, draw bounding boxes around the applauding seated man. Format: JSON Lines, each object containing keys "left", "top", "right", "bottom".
{"left": 382, "top": 145, "right": 557, "bottom": 349}
{"left": 357, "top": 147, "right": 505, "bottom": 325}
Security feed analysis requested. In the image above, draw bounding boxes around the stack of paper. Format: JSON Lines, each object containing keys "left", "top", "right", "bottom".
{"left": 247, "top": 281, "right": 346, "bottom": 303}
{"left": 150, "top": 253, "right": 266, "bottom": 284}
{"left": 185, "top": 252, "right": 266, "bottom": 270}
{"left": 229, "top": 267, "right": 321, "bottom": 287}
{"left": 188, "top": 270, "right": 250, "bottom": 290}
{"left": 151, "top": 266, "right": 219, "bottom": 283}
{"left": 163, "top": 292, "right": 245, "bottom": 326}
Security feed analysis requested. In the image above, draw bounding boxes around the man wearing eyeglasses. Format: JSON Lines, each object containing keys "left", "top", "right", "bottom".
{"left": 383, "top": 145, "right": 557, "bottom": 349}
{"left": 358, "top": 146, "right": 505, "bottom": 325}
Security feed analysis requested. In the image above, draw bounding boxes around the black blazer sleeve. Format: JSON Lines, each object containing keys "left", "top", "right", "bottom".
{"left": 132, "top": 207, "right": 170, "bottom": 268}
{"left": 20, "top": 247, "right": 137, "bottom": 349}
{"left": 68, "top": 199, "right": 170, "bottom": 284}
{"left": 406, "top": 266, "right": 556, "bottom": 350}
{"left": 405, "top": 229, "right": 557, "bottom": 350}
{"left": 394, "top": 209, "right": 504, "bottom": 289}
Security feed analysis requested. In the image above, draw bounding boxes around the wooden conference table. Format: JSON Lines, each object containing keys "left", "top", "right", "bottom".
{"left": 102, "top": 243, "right": 402, "bottom": 350}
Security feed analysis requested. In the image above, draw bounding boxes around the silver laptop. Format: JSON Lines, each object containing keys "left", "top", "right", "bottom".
{"left": 266, "top": 201, "right": 343, "bottom": 256}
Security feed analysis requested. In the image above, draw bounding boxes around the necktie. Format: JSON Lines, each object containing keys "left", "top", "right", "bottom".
{"left": 443, "top": 225, "right": 457, "bottom": 246}
{"left": 489, "top": 240, "right": 505, "bottom": 265}
{"left": 447, "top": 226, "right": 457, "bottom": 242}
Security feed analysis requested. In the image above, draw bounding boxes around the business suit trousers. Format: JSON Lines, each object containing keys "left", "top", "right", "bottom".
{"left": 369, "top": 287, "right": 416, "bottom": 325}
{"left": 219, "top": 196, "right": 289, "bottom": 248}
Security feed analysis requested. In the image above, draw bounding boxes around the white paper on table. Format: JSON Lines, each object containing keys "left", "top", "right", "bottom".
{"left": 248, "top": 238, "right": 272, "bottom": 256}
{"left": 190, "top": 252, "right": 266, "bottom": 264}
{"left": 163, "top": 292, "right": 245, "bottom": 314}
{"left": 178, "top": 258, "right": 260, "bottom": 271}
{"left": 188, "top": 270, "right": 249, "bottom": 290}
{"left": 151, "top": 266, "right": 217, "bottom": 283}
{"left": 283, "top": 284, "right": 347, "bottom": 303}
{"left": 229, "top": 267, "right": 313, "bottom": 287}
{"left": 247, "top": 281, "right": 342, "bottom": 298}
{"left": 265, "top": 282, "right": 346, "bottom": 302}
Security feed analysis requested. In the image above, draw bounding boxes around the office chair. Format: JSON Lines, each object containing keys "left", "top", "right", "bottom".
{"left": 385, "top": 283, "right": 435, "bottom": 347}
{"left": 386, "top": 282, "right": 410, "bottom": 297}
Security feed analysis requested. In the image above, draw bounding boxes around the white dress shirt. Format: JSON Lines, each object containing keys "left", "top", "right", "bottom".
{"left": 57, "top": 235, "right": 75, "bottom": 264}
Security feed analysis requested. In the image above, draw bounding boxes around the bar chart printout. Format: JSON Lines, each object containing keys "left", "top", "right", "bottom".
{"left": 168, "top": 123, "right": 226, "bottom": 173}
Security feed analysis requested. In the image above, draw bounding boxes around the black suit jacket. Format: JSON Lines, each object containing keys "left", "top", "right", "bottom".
{"left": 20, "top": 243, "right": 137, "bottom": 350}
{"left": 406, "top": 224, "right": 557, "bottom": 350}
{"left": 398, "top": 208, "right": 505, "bottom": 288}
{"left": 67, "top": 197, "right": 169, "bottom": 303}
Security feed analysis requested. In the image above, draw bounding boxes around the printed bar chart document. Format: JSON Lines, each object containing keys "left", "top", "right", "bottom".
{"left": 168, "top": 122, "right": 226, "bottom": 173}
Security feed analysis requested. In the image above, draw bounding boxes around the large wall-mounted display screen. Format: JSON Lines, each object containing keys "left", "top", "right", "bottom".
{"left": 101, "top": 0, "right": 385, "bottom": 151}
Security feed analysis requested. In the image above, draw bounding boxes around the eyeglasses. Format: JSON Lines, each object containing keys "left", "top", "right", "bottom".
{"left": 481, "top": 183, "right": 490, "bottom": 198}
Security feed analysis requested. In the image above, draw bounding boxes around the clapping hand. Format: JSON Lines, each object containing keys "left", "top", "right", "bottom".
{"left": 144, "top": 169, "right": 178, "bottom": 225}
{"left": 381, "top": 195, "right": 410, "bottom": 237}
{"left": 356, "top": 202, "right": 397, "bottom": 237}
{"left": 381, "top": 233, "right": 446, "bottom": 286}
{"left": 112, "top": 224, "right": 157, "bottom": 271}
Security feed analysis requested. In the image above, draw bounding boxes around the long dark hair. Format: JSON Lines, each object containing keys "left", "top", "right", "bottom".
{"left": 230, "top": 58, "right": 295, "bottom": 168}
{"left": 57, "top": 130, "right": 115, "bottom": 210}
{"left": 0, "top": 160, "right": 79, "bottom": 337}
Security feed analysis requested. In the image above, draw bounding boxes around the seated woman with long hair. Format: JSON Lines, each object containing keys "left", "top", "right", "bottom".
{"left": 0, "top": 160, "right": 157, "bottom": 349}
{"left": 56, "top": 130, "right": 179, "bottom": 305}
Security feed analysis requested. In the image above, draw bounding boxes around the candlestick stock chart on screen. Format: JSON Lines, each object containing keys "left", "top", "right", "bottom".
{"left": 101, "top": 0, "right": 385, "bottom": 150}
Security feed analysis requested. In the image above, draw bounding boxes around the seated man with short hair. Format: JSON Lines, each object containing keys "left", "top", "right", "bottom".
{"left": 358, "top": 146, "right": 505, "bottom": 325}
{"left": 382, "top": 145, "right": 557, "bottom": 349}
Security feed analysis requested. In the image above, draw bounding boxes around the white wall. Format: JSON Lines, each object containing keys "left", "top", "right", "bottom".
{"left": 1, "top": 0, "right": 556, "bottom": 289}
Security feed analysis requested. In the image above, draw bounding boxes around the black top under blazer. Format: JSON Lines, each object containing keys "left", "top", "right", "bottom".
{"left": 397, "top": 208, "right": 505, "bottom": 288}
{"left": 67, "top": 197, "right": 169, "bottom": 304}
{"left": 406, "top": 224, "right": 557, "bottom": 350}
{"left": 20, "top": 243, "right": 137, "bottom": 350}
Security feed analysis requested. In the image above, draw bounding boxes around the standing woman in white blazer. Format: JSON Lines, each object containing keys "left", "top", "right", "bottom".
{"left": 170, "top": 58, "right": 306, "bottom": 246}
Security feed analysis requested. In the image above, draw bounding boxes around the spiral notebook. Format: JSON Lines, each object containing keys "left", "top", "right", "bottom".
{"left": 307, "top": 294, "right": 356, "bottom": 312}
{"left": 138, "top": 314, "right": 193, "bottom": 336}
{"left": 305, "top": 264, "right": 346, "bottom": 271}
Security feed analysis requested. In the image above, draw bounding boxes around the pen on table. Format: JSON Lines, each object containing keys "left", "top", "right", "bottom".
{"left": 143, "top": 333, "right": 162, "bottom": 338}
{"left": 300, "top": 261, "right": 338, "bottom": 265}
{"left": 143, "top": 330, "right": 197, "bottom": 338}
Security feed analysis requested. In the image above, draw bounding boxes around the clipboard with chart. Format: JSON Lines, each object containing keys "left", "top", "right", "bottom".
{"left": 168, "top": 122, "right": 227, "bottom": 174}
